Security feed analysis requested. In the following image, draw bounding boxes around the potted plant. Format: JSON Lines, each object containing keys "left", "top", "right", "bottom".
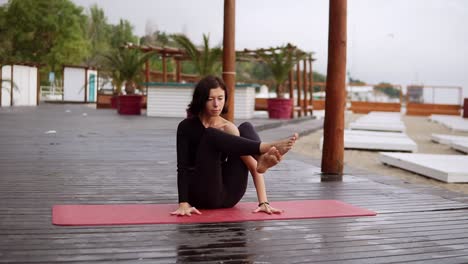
{"left": 103, "top": 48, "right": 155, "bottom": 115}
{"left": 255, "top": 44, "right": 307, "bottom": 119}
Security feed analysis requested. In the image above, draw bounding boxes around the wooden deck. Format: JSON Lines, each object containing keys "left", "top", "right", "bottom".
{"left": 1, "top": 104, "right": 468, "bottom": 263}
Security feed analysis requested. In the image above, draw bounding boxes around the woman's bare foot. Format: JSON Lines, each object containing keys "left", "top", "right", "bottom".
{"left": 270, "top": 133, "right": 299, "bottom": 155}
{"left": 257, "top": 147, "right": 282, "bottom": 173}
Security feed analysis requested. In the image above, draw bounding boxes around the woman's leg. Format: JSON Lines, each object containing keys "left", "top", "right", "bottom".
{"left": 221, "top": 122, "right": 260, "bottom": 208}
{"left": 188, "top": 126, "right": 261, "bottom": 209}
{"left": 188, "top": 131, "right": 223, "bottom": 209}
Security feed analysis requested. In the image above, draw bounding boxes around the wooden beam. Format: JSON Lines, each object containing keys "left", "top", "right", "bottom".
{"left": 36, "top": 65, "right": 40, "bottom": 105}
{"left": 289, "top": 69, "right": 294, "bottom": 118}
{"left": 84, "top": 68, "right": 88, "bottom": 103}
{"left": 321, "top": 0, "right": 347, "bottom": 180}
{"left": 162, "top": 55, "right": 167, "bottom": 83}
{"left": 222, "top": 0, "right": 236, "bottom": 122}
{"left": 303, "top": 59, "right": 308, "bottom": 116}
{"left": 309, "top": 58, "right": 314, "bottom": 115}
{"left": 0, "top": 66, "right": 2, "bottom": 106}
{"left": 296, "top": 63, "right": 302, "bottom": 117}
{"left": 145, "top": 59, "right": 150, "bottom": 87}
{"left": 176, "top": 59, "right": 182, "bottom": 83}
{"left": 10, "top": 65, "right": 13, "bottom": 106}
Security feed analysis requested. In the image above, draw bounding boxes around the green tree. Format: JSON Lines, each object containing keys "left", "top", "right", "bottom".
{"left": 172, "top": 34, "right": 222, "bottom": 77}
{"left": 375, "top": 82, "right": 400, "bottom": 98}
{"left": 2, "top": 0, "right": 90, "bottom": 72}
{"left": 109, "top": 19, "right": 138, "bottom": 50}
{"left": 85, "top": 4, "right": 111, "bottom": 66}
{"left": 0, "top": 5, "right": 13, "bottom": 62}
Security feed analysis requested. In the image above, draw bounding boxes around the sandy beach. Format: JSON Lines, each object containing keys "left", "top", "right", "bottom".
{"left": 293, "top": 112, "right": 468, "bottom": 195}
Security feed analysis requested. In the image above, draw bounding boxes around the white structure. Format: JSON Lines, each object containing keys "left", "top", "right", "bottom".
{"left": 321, "top": 130, "right": 417, "bottom": 152}
{"left": 349, "top": 112, "right": 406, "bottom": 132}
{"left": 63, "top": 66, "right": 98, "bottom": 102}
{"left": 380, "top": 152, "right": 468, "bottom": 183}
{"left": 451, "top": 142, "right": 468, "bottom": 154}
{"left": 1, "top": 64, "right": 38, "bottom": 107}
{"left": 347, "top": 85, "right": 400, "bottom": 103}
{"left": 431, "top": 134, "right": 468, "bottom": 145}
{"left": 431, "top": 134, "right": 468, "bottom": 154}
{"left": 147, "top": 83, "right": 256, "bottom": 119}
{"left": 429, "top": 115, "right": 468, "bottom": 132}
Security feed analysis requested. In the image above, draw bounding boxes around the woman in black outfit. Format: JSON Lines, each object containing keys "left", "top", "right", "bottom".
{"left": 172, "top": 76, "right": 298, "bottom": 216}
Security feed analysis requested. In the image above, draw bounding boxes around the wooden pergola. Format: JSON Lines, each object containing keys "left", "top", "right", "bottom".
{"left": 237, "top": 45, "right": 317, "bottom": 118}
{"left": 122, "top": 43, "right": 194, "bottom": 84}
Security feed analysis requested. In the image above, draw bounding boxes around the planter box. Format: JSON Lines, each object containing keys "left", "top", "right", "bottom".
{"left": 267, "top": 98, "right": 293, "bottom": 119}
{"left": 118, "top": 95, "right": 143, "bottom": 115}
{"left": 146, "top": 82, "right": 256, "bottom": 119}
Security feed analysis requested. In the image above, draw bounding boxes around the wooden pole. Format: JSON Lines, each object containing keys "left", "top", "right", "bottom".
{"left": 10, "top": 65, "right": 13, "bottom": 106}
{"left": 222, "top": 0, "right": 236, "bottom": 122}
{"left": 296, "top": 63, "right": 302, "bottom": 117}
{"left": 321, "top": 0, "right": 347, "bottom": 180}
{"left": 162, "top": 55, "right": 167, "bottom": 83}
{"left": 0, "top": 66, "right": 3, "bottom": 106}
{"left": 309, "top": 58, "right": 314, "bottom": 115}
{"left": 176, "top": 59, "right": 182, "bottom": 83}
{"left": 288, "top": 69, "right": 294, "bottom": 118}
{"left": 145, "top": 59, "right": 150, "bottom": 88}
{"left": 36, "top": 65, "right": 40, "bottom": 105}
{"left": 84, "top": 68, "right": 88, "bottom": 103}
{"left": 302, "top": 59, "right": 308, "bottom": 116}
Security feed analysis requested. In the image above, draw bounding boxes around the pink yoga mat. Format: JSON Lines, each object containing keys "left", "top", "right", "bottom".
{"left": 52, "top": 200, "right": 376, "bottom": 226}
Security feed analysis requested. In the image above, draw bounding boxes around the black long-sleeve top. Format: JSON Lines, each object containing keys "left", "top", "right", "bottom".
{"left": 176, "top": 117, "right": 205, "bottom": 203}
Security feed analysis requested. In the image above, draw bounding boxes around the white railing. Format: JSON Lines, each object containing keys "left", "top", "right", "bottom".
{"left": 40, "top": 86, "right": 63, "bottom": 101}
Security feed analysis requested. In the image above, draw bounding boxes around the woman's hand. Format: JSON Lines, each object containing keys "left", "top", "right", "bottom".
{"left": 253, "top": 202, "right": 283, "bottom": 214}
{"left": 171, "top": 202, "right": 202, "bottom": 216}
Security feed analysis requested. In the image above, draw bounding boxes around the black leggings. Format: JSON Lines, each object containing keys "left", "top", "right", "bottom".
{"left": 188, "top": 122, "right": 261, "bottom": 209}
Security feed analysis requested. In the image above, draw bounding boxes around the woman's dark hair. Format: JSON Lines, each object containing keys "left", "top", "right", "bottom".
{"left": 187, "top": 75, "right": 229, "bottom": 116}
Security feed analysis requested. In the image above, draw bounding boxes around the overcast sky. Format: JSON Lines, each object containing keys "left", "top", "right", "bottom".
{"left": 10, "top": 0, "right": 468, "bottom": 97}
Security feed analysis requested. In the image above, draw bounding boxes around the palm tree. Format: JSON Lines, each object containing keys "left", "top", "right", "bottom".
{"left": 255, "top": 45, "right": 307, "bottom": 98}
{"left": 102, "top": 48, "right": 156, "bottom": 95}
{"left": 172, "top": 34, "right": 222, "bottom": 77}
{"left": 85, "top": 4, "right": 111, "bottom": 67}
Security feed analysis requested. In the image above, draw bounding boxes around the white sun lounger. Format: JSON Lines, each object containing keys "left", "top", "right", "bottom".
{"left": 431, "top": 134, "right": 468, "bottom": 154}
{"left": 320, "top": 130, "right": 417, "bottom": 152}
{"left": 451, "top": 141, "right": 468, "bottom": 154}
{"left": 429, "top": 115, "right": 468, "bottom": 132}
{"left": 379, "top": 152, "right": 468, "bottom": 183}
{"left": 349, "top": 112, "right": 406, "bottom": 132}
{"left": 431, "top": 134, "right": 468, "bottom": 145}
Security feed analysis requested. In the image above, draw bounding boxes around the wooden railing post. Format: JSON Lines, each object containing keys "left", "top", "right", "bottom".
{"left": 303, "top": 59, "right": 309, "bottom": 116}
{"left": 296, "top": 63, "right": 302, "bottom": 117}
{"left": 309, "top": 57, "right": 314, "bottom": 115}
{"left": 222, "top": 0, "right": 236, "bottom": 122}
{"left": 289, "top": 69, "right": 294, "bottom": 118}
{"left": 162, "top": 55, "right": 167, "bottom": 83}
{"left": 321, "top": 0, "right": 347, "bottom": 180}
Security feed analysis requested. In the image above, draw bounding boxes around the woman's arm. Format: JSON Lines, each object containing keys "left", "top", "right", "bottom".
{"left": 176, "top": 120, "right": 191, "bottom": 203}
{"left": 240, "top": 156, "right": 282, "bottom": 214}
{"left": 173, "top": 120, "right": 202, "bottom": 216}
